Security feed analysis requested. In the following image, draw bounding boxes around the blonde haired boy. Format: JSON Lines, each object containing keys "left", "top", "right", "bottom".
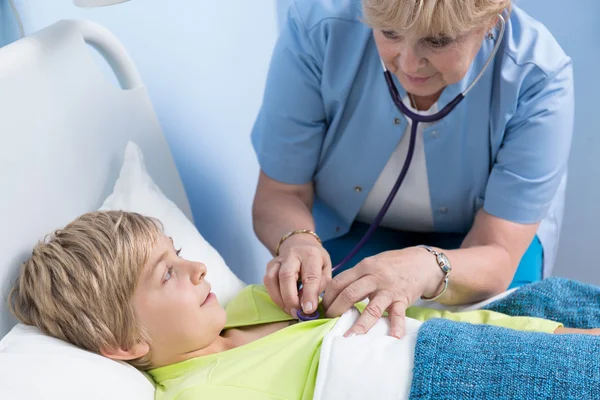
{"left": 8, "top": 211, "right": 598, "bottom": 399}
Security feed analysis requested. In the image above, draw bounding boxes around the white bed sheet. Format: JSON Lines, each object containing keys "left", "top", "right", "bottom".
{"left": 314, "top": 288, "right": 516, "bottom": 400}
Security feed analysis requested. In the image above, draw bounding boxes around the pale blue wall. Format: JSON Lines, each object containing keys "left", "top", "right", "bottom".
{"left": 514, "top": 0, "right": 600, "bottom": 284}
{"left": 2, "top": 0, "right": 277, "bottom": 284}
{"left": 1, "top": 1, "right": 20, "bottom": 45}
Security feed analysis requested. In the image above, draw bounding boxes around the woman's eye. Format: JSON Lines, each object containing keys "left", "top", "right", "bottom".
{"left": 164, "top": 266, "right": 174, "bottom": 282}
{"left": 426, "top": 36, "right": 453, "bottom": 48}
{"left": 176, "top": 248, "right": 182, "bottom": 257}
{"left": 381, "top": 30, "right": 400, "bottom": 40}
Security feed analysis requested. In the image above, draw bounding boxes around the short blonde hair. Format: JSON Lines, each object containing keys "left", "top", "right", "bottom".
{"left": 8, "top": 211, "right": 163, "bottom": 369}
{"left": 362, "top": 0, "right": 511, "bottom": 38}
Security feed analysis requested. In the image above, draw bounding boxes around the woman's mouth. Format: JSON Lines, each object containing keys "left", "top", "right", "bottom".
{"left": 405, "top": 73, "right": 433, "bottom": 86}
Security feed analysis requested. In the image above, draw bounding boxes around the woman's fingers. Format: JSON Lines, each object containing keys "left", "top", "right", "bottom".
{"left": 278, "top": 255, "right": 302, "bottom": 314}
{"left": 324, "top": 274, "right": 377, "bottom": 318}
{"left": 318, "top": 254, "right": 333, "bottom": 294}
{"left": 387, "top": 300, "right": 408, "bottom": 339}
{"left": 265, "top": 243, "right": 332, "bottom": 317}
{"left": 344, "top": 292, "right": 392, "bottom": 336}
{"left": 264, "top": 259, "right": 285, "bottom": 311}
{"left": 322, "top": 265, "right": 363, "bottom": 311}
{"left": 298, "top": 253, "right": 324, "bottom": 314}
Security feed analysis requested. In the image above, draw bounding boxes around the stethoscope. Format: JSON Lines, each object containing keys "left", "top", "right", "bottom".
{"left": 297, "top": 13, "right": 507, "bottom": 321}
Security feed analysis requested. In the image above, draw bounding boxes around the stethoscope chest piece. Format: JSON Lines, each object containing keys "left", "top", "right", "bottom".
{"left": 297, "top": 309, "right": 320, "bottom": 320}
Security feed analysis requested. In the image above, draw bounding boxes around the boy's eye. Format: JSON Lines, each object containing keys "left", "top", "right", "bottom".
{"left": 164, "top": 266, "right": 174, "bottom": 282}
{"left": 425, "top": 36, "right": 453, "bottom": 48}
{"left": 381, "top": 30, "right": 400, "bottom": 40}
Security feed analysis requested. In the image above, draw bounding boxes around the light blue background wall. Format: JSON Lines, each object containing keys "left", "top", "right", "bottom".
{"left": 1, "top": 1, "right": 20, "bottom": 45}
{"left": 2, "top": 0, "right": 277, "bottom": 284}
{"left": 513, "top": 0, "right": 600, "bottom": 285}
{"left": 2, "top": 0, "right": 600, "bottom": 285}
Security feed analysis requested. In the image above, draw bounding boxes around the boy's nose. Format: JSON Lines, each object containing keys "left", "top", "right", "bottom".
{"left": 191, "top": 261, "right": 207, "bottom": 285}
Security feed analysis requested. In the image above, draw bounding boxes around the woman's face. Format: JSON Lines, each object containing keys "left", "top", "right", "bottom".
{"left": 373, "top": 24, "right": 490, "bottom": 98}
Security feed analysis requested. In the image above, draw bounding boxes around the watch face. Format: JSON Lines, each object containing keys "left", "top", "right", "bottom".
{"left": 437, "top": 253, "right": 451, "bottom": 273}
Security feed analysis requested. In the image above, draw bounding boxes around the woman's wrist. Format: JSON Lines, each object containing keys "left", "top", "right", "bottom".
{"left": 433, "top": 245, "right": 515, "bottom": 305}
{"left": 414, "top": 246, "right": 448, "bottom": 298}
{"left": 276, "top": 230, "right": 322, "bottom": 255}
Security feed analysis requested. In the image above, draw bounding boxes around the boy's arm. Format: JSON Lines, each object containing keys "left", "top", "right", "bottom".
{"left": 555, "top": 327, "right": 600, "bottom": 335}
{"left": 404, "top": 306, "right": 563, "bottom": 334}
{"left": 355, "top": 300, "right": 600, "bottom": 336}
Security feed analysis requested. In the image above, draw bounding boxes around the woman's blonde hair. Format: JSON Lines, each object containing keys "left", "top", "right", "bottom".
{"left": 8, "top": 210, "right": 163, "bottom": 369}
{"left": 362, "top": 0, "right": 511, "bottom": 38}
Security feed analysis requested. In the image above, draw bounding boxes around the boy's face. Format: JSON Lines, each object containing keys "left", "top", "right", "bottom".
{"left": 133, "top": 235, "right": 227, "bottom": 367}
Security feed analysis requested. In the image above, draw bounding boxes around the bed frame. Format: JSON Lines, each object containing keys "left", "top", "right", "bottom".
{"left": 0, "top": 19, "right": 191, "bottom": 336}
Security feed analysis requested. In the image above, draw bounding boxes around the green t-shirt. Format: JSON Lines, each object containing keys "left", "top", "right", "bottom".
{"left": 149, "top": 285, "right": 337, "bottom": 400}
{"left": 148, "top": 285, "right": 561, "bottom": 399}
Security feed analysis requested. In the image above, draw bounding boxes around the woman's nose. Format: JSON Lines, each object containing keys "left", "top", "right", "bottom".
{"left": 398, "top": 44, "right": 426, "bottom": 74}
{"left": 190, "top": 261, "right": 207, "bottom": 285}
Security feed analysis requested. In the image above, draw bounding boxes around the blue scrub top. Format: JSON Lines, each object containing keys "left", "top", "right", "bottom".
{"left": 251, "top": 0, "right": 574, "bottom": 275}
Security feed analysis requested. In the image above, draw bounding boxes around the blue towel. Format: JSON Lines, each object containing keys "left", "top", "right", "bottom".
{"left": 409, "top": 277, "right": 600, "bottom": 399}
{"left": 483, "top": 277, "right": 600, "bottom": 328}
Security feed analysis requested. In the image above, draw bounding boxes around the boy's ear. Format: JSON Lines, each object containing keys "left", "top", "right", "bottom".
{"left": 100, "top": 341, "right": 150, "bottom": 361}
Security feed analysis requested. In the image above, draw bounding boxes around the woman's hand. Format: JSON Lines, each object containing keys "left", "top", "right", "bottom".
{"left": 264, "top": 234, "right": 332, "bottom": 317}
{"left": 322, "top": 247, "right": 444, "bottom": 338}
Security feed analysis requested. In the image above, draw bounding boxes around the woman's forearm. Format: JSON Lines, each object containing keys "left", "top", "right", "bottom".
{"left": 437, "top": 244, "right": 516, "bottom": 305}
{"left": 252, "top": 172, "right": 318, "bottom": 255}
{"left": 426, "top": 210, "right": 540, "bottom": 305}
{"left": 253, "top": 191, "right": 317, "bottom": 254}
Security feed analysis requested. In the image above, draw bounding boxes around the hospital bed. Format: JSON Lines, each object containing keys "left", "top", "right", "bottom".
{"left": 0, "top": 18, "right": 250, "bottom": 399}
{"left": 0, "top": 19, "right": 517, "bottom": 399}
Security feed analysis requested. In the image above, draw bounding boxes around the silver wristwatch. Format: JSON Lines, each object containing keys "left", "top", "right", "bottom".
{"left": 418, "top": 245, "right": 452, "bottom": 301}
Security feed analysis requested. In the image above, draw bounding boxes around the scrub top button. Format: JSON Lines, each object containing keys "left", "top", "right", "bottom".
{"left": 394, "top": 117, "right": 401, "bottom": 125}
{"left": 355, "top": 186, "right": 363, "bottom": 193}
{"left": 440, "top": 207, "right": 448, "bottom": 214}
{"left": 431, "top": 130, "right": 439, "bottom": 138}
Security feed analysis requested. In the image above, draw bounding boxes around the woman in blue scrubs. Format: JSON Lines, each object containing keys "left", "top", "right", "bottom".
{"left": 251, "top": 0, "right": 574, "bottom": 337}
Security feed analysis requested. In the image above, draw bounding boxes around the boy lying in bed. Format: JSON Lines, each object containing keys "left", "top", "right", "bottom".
{"left": 8, "top": 211, "right": 600, "bottom": 399}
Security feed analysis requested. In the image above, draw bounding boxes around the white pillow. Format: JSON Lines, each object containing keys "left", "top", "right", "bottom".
{"left": 0, "top": 325, "right": 155, "bottom": 400}
{"left": 0, "top": 141, "right": 246, "bottom": 399}
{"left": 100, "top": 141, "right": 246, "bottom": 305}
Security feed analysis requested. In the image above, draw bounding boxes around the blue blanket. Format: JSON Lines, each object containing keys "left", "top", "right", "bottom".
{"left": 409, "top": 277, "right": 600, "bottom": 399}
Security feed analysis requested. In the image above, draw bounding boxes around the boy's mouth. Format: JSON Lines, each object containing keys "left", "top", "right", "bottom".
{"left": 201, "top": 292, "right": 216, "bottom": 306}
